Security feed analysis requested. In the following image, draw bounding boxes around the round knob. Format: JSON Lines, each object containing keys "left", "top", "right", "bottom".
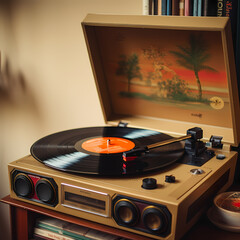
{"left": 13, "top": 173, "right": 33, "bottom": 198}
{"left": 114, "top": 199, "right": 139, "bottom": 226}
{"left": 35, "top": 179, "right": 56, "bottom": 203}
{"left": 142, "top": 178, "right": 157, "bottom": 189}
{"left": 165, "top": 175, "right": 176, "bottom": 183}
{"left": 142, "top": 206, "right": 168, "bottom": 233}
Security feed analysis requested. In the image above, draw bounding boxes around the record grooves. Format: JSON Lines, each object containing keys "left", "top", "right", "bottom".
{"left": 30, "top": 126, "right": 185, "bottom": 176}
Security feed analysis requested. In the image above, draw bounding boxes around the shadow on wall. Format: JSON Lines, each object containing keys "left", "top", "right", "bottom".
{"left": 0, "top": 58, "right": 27, "bottom": 103}
{"left": 0, "top": 56, "right": 40, "bottom": 118}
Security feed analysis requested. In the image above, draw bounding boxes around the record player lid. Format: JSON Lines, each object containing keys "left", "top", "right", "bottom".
{"left": 82, "top": 14, "right": 240, "bottom": 146}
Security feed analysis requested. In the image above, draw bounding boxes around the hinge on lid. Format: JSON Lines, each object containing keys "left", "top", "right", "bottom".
{"left": 118, "top": 121, "right": 128, "bottom": 127}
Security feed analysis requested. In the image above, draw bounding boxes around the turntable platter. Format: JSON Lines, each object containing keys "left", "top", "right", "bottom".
{"left": 31, "top": 126, "right": 184, "bottom": 176}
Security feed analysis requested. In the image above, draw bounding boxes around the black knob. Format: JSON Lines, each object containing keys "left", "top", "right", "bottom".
{"left": 216, "top": 154, "right": 226, "bottom": 160}
{"left": 13, "top": 173, "right": 33, "bottom": 198}
{"left": 114, "top": 199, "right": 139, "bottom": 226}
{"left": 35, "top": 179, "right": 56, "bottom": 203}
{"left": 142, "top": 206, "right": 168, "bottom": 233}
{"left": 165, "top": 175, "right": 176, "bottom": 183}
{"left": 142, "top": 178, "right": 157, "bottom": 189}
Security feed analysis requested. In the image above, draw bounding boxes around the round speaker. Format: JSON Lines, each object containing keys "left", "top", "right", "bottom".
{"left": 142, "top": 206, "right": 168, "bottom": 233}
{"left": 13, "top": 173, "right": 33, "bottom": 198}
{"left": 114, "top": 199, "right": 139, "bottom": 226}
{"left": 35, "top": 178, "right": 56, "bottom": 204}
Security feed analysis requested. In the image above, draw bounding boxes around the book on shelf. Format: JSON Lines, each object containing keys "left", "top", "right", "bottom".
{"left": 184, "top": 0, "right": 190, "bottom": 16}
{"left": 142, "top": 0, "right": 152, "bottom": 15}
{"left": 154, "top": 0, "right": 159, "bottom": 14}
{"left": 34, "top": 217, "right": 122, "bottom": 240}
{"left": 158, "top": 0, "right": 162, "bottom": 15}
{"left": 172, "top": 0, "right": 180, "bottom": 15}
{"left": 217, "top": 0, "right": 226, "bottom": 16}
{"left": 33, "top": 233, "right": 53, "bottom": 240}
{"left": 179, "top": 0, "right": 185, "bottom": 15}
{"left": 162, "top": 0, "right": 167, "bottom": 15}
{"left": 142, "top": 0, "right": 238, "bottom": 18}
{"left": 35, "top": 218, "right": 90, "bottom": 240}
{"left": 197, "top": 0, "right": 202, "bottom": 16}
{"left": 34, "top": 228, "right": 77, "bottom": 240}
{"left": 166, "top": 0, "right": 172, "bottom": 15}
{"left": 193, "top": 0, "right": 198, "bottom": 16}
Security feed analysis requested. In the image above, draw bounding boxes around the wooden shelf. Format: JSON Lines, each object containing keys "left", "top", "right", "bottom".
{"left": 1, "top": 195, "right": 152, "bottom": 240}
{"left": 2, "top": 193, "right": 240, "bottom": 240}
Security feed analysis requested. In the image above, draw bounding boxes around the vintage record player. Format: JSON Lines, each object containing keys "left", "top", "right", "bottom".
{"left": 8, "top": 14, "right": 240, "bottom": 240}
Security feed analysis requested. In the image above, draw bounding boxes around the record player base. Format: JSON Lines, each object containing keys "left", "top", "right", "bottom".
{"left": 2, "top": 195, "right": 240, "bottom": 240}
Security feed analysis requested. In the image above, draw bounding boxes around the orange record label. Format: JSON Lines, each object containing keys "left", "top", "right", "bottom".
{"left": 81, "top": 137, "right": 135, "bottom": 154}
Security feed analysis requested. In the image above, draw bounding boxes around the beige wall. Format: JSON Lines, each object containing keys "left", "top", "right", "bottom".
{"left": 0, "top": 1, "right": 141, "bottom": 239}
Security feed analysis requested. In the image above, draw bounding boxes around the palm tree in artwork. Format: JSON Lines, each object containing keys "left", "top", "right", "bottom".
{"left": 116, "top": 53, "right": 142, "bottom": 92}
{"left": 170, "top": 34, "right": 217, "bottom": 100}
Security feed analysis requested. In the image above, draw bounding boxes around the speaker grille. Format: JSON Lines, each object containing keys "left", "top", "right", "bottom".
{"left": 11, "top": 169, "right": 58, "bottom": 207}
{"left": 113, "top": 195, "right": 171, "bottom": 237}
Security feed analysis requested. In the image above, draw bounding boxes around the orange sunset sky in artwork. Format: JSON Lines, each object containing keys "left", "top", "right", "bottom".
{"left": 96, "top": 27, "right": 228, "bottom": 93}
{"left": 94, "top": 26, "right": 232, "bottom": 128}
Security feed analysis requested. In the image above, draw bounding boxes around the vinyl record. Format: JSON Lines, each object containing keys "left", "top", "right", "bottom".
{"left": 30, "top": 126, "right": 185, "bottom": 176}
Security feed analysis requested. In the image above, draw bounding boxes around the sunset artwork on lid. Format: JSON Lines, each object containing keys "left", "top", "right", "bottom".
{"left": 95, "top": 26, "right": 231, "bottom": 128}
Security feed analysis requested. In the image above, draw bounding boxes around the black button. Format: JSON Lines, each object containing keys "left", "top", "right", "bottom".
{"left": 165, "top": 175, "right": 176, "bottom": 183}
{"left": 142, "top": 178, "right": 157, "bottom": 189}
